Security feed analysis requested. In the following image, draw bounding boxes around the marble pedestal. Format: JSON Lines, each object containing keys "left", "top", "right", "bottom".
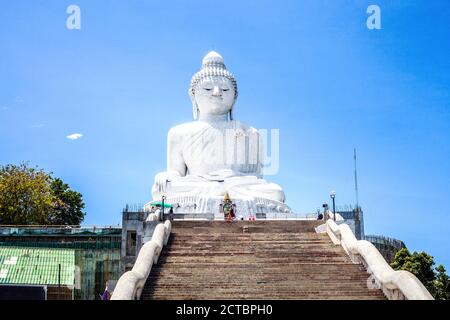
{"left": 144, "top": 195, "right": 292, "bottom": 220}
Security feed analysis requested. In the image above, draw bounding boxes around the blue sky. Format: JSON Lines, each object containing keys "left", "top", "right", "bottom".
{"left": 0, "top": 1, "right": 449, "bottom": 268}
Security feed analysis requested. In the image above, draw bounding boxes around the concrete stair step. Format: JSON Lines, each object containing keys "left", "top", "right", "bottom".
{"left": 143, "top": 291, "right": 386, "bottom": 300}
{"left": 141, "top": 221, "right": 385, "bottom": 300}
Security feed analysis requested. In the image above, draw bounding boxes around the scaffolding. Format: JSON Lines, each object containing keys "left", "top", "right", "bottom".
{"left": 0, "top": 226, "right": 122, "bottom": 300}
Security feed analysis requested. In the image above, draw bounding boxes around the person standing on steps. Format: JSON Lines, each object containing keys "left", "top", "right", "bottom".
{"left": 168, "top": 207, "right": 174, "bottom": 221}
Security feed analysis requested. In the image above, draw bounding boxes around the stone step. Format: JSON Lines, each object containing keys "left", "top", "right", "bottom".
{"left": 141, "top": 220, "right": 385, "bottom": 300}
{"left": 147, "top": 271, "right": 371, "bottom": 281}
{"left": 155, "top": 258, "right": 353, "bottom": 264}
{"left": 146, "top": 295, "right": 386, "bottom": 300}
{"left": 148, "top": 264, "right": 369, "bottom": 272}
{"left": 150, "top": 269, "right": 367, "bottom": 275}
{"left": 143, "top": 291, "right": 386, "bottom": 300}
{"left": 158, "top": 248, "right": 347, "bottom": 254}
{"left": 143, "top": 290, "right": 386, "bottom": 299}
{"left": 171, "top": 220, "right": 323, "bottom": 227}
{"left": 146, "top": 288, "right": 383, "bottom": 295}
{"left": 172, "top": 231, "right": 328, "bottom": 235}
{"left": 146, "top": 289, "right": 383, "bottom": 297}
{"left": 148, "top": 281, "right": 374, "bottom": 288}
{"left": 171, "top": 221, "right": 323, "bottom": 233}
{"left": 166, "top": 238, "right": 334, "bottom": 242}
{"left": 150, "top": 267, "right": 367, "bottom": 275}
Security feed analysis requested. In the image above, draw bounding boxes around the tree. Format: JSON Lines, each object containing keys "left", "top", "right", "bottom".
{"left": 391, "top": 248, "right": 435, "bottom": 292}
{"left": 406, "top": 251, "right": 436, "bottom": 289}
{"left": 433, "top": 265, "right": 450, "bottom": 300}
{"left": 391, "top": 248, "right": 450, "bottom": 300}
{"left": 0, "top": 163, "right": 85, "bottom": 226}
{"left": 0, "top": 163, "right": 54, "bottom": 225}
{"left": 49, "top": 178, "right": 85, "bottom": 225}
{"left": 390, "top": 247, "right": 411, "bottom": 270}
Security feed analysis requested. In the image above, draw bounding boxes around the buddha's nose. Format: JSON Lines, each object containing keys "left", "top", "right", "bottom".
{"left": 212, "top": 86, "right": 222, "bottom": 97}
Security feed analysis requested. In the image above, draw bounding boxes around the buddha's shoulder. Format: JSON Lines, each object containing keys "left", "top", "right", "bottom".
{"left": 168, "top": 120, "right": 259, "bottom": 136}
{"left": 233, "top": 120, "right": 259, "bottom": 135}
{"left": 168, "top": 121, "right": 205, "bottom": 137}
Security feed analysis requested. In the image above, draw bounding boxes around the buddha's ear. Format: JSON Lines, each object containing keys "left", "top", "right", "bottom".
{"left": 229, "top": 109, "right": 233, "bottom": 121}
{"left": 190, "top": 94, "right": 199, "bottom": 120}
{"left": 189, "top": 88, "right": 199, "bottom": 120}
{"left": 192, "top": 101, "right": 199, "bottom": 120}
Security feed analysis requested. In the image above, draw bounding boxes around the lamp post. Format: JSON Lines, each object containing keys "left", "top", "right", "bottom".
{"left": 330, "top": 191, "right": 336, "bottom": 221}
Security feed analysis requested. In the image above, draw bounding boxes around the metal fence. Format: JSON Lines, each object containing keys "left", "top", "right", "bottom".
{"left": 161, "top": 212, "right": 321, "bottom": 221}
{"left": 364, "top": 235, "right": 406, "bottom": 251}
{"left": 0, "top": 226, "right": 122, "bottom": 237}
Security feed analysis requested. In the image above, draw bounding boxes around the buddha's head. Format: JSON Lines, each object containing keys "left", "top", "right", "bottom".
{"left": 189, "top": 51, "right": 238, "bottom": 120}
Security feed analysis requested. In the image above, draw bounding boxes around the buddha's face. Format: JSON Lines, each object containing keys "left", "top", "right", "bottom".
{"left": 194, "top": 76, "right": 235, "bottom": 116}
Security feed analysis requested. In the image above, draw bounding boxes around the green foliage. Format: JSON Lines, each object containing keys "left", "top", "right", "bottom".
{"left": 0, "top": 163, "right": 53, "bottom": 225}
{"left": 391, "top": 248, "right": 450, "bottom": 300}
{"left": 433, "top": 265, "right": 450, "bottom": 300}
{"left": 404, "top": 250, "right": 435, "bottom": 288}
{"left": 390, "top": 247, "right": 411, "bottom": 270}
{"left": 0, "top": 163, "right": 85, "bottom": 226}
{"left": 49, "top": 178, "right": 85, "bottom": 225}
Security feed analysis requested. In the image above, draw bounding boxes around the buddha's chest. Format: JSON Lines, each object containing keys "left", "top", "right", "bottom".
{"left": 181, "top": 126, "right": 261, "bottom": 169}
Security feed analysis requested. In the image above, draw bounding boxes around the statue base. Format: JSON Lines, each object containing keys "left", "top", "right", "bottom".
{"left": 144, "top": 195, "right": 292, "bottom": 220}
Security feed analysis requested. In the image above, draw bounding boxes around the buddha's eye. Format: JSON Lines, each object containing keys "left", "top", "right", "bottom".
{"left": 204, "top": 88, "right": 212, "bottom": 91}
{"left": 222, "top": 88, "right": 230, "bottom": 92}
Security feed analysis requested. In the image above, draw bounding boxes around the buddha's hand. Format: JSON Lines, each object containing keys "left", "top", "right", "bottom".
{"left": 154, "top": 171, "right": 181, "bottom": 194}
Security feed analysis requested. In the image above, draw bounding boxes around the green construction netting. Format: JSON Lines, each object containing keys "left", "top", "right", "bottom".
{"left": 0, "top": 246, "right": 75, "bottom": 286}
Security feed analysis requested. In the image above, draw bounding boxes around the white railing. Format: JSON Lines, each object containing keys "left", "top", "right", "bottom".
{"left": 111, "top": 220, "right": 171, "bottom": 300}
{"left": 326, "top": 219, "right": 433, "bottom": 300}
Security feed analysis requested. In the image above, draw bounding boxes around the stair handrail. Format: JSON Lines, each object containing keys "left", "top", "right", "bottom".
{"left": 111, "top": 220, "right": 172, "bottom": 300}
{"left": 326, "top": 219, "right": 433, "bottom": 300}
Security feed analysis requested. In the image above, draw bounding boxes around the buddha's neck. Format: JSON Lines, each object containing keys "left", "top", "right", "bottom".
{"left": 198, "top": 113, "right": 229, "bottom": 123}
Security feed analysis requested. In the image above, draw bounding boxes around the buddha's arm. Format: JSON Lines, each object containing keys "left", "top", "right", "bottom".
{"left": 251, "top": 129, "right": 264, "bottom": 178}
{"left": 256, "top": 132, "right": 264, "bottom": 178}
{"left": 255, "top": 129, "right": 264, "bottom": 178}
{"left": 153, "top": 127, "right": 187, "bottom": 196}
{"left": 166, "top": 127, "right": 187, "bottom": 177}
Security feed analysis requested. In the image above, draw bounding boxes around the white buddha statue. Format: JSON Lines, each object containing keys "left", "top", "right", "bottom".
{"left": 150, "top": 51, "right": 291, "bottom": 216}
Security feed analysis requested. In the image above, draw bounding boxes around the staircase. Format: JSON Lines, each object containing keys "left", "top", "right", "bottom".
{"left": 141, "top": 220, "right": 386, "bottom": 300}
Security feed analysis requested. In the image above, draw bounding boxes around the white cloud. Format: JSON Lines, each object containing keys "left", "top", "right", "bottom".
{"left": 66, "top": 133, "right": 83, "bottom": 140}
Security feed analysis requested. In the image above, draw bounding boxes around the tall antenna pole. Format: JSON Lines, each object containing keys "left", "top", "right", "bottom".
{"left": 354, "top": 148, "right": 359, "bottom": 210}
